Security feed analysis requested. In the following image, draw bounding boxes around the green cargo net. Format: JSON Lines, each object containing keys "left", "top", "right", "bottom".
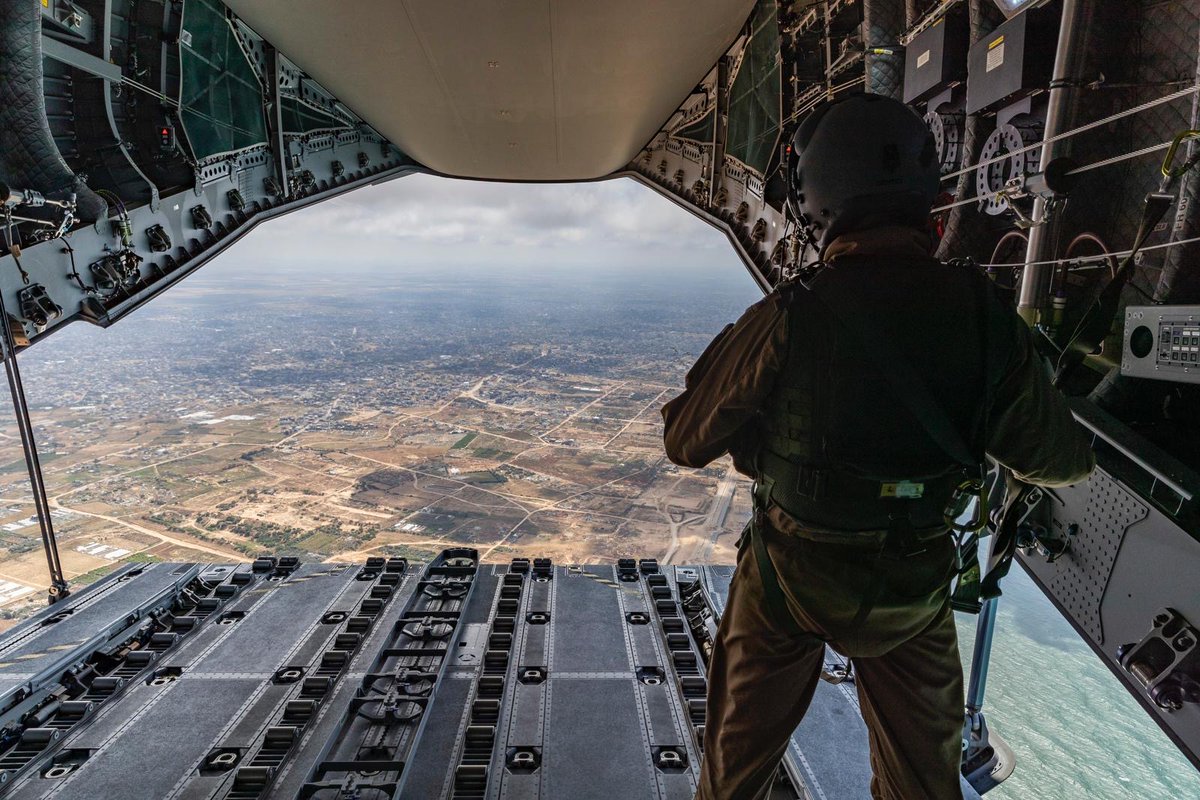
{"left": 726, "top": 0, "right": 781, "bottom": 176}
{"left": 179, "top": 0, "right": 267, "bottom": 160}
{"left": 281, "top": 96, "right": 348, "bottom": 134}
{"left": 673, "top": 109, "right": 715, "bottom": 145}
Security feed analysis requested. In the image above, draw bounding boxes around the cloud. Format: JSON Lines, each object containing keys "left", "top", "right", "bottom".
{"left": 223, "top": 173, "right": 738, "bottom": 273}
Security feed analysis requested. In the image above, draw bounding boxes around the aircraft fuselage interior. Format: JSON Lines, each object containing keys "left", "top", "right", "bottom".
{"left": 0, "top": 0, "right": 1198, "bottom": 797}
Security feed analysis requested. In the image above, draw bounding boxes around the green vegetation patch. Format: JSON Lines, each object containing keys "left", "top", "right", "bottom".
{"left": 451, "top": 432, "right": 478, "bottom": 450}
{"left": 296, "top": 531, "right": 338, "bottom": 552}
{"left": 470, "top": 447, "right": 515, "bottom": 461}
{"left": 408, "top": 512, "right": 469, "bottom": 534}
{"left": 71, "top": 564, "right": 119, "bottom": 587}
{"left": 459, "top": 471, "right": 506, "bottom": 485}
{"left": 376, "top": 544, "right": 441, "bottom": 562}
{"left": 1, "top": 452, "right": 64, "bottom": 473}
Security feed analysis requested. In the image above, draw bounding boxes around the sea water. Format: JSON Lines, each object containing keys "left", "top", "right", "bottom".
{"left": 957, "top": 567, "right": 1200, "bottom": 798}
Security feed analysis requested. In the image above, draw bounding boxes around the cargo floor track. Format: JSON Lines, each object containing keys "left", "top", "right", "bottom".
{"left": 0, "top": 550, "right": 983, "bottom": 799}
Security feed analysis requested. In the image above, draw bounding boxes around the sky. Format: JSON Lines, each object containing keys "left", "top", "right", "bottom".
{"left": 231, "top": 173, "right": 746, "bottom": 276}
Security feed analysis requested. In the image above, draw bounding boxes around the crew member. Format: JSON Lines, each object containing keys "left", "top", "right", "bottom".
{"left": 662, "top": 94, "right": 1095, "bottom": 800}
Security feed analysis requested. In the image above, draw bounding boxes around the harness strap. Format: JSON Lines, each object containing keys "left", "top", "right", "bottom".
{"left": 749, "top": 481, "right": 928, "bottom": 637}
{"left": 845, "top": 555, "right": 886, "bottom": 635}
{"left": 840, "top": 515, "right": 938, "bottom": 634}
{"left": 748, "top": 510, "right": 806, "bottom": 634}
{"left": 804, "top": 270, "right": 982, "bottom": 471}
{"left": 949, "top": 472, "right": 1034, "bottom": 612}
{"left": 795, "top": 265, "right": 1010, "bottom": 614}
{"left": 950, "top": 537, "right": 983, "bottom": 613}
{"left": 747, "top": 475, "right": 817, "bottom": 638}
{"left": 758, "top": 448, "right": 963, "bottom": 531}
{"left": 980, "top": 474, "right": 1035, "bottom": 600}
{"left": 1056, "top": 191, "right": 1176, "bottom": 385}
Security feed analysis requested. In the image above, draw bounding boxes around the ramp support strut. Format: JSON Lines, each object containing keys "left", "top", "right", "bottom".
{"left": 0, "top": 206, "right": 69, "bottom": 603}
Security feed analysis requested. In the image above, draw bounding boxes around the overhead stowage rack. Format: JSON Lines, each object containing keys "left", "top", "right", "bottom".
{"left": 280, "top": 97, "right": 348, "bottom": 135}
{"left": 725, "top": 0, "right": 782, "bottom": 176}
{"left": 179, "top": 0, "right": 268, "bottom": 160}
{"left": 673, "top": 110, "right": 716, "bottom": 147}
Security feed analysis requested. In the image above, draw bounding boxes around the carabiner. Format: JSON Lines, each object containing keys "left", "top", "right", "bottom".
{"left": 1160, "top": 129, "right": 1200, "bottom": 179}
{"left": 944, "top": 479, "right": 987, "bottom": 534}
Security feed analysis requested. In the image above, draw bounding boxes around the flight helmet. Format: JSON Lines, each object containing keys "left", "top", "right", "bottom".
{"left": 787, "top": 93, "right": 940, "bottom": 249}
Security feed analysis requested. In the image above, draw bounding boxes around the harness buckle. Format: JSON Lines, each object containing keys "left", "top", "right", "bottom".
{"left": 796, "top": 465, "right": 828, "bottom": 501}
{"left": 750, "top": 482, "right": 772, "bottom": 535}
{"left": 883, "top": 516, "right": 926, "bottom": 558}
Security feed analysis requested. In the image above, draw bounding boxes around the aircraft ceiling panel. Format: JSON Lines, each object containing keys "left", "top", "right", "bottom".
{"left": 221, "top": 0, "right": 757, "bottom": 180}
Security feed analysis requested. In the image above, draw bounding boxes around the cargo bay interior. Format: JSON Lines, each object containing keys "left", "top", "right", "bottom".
{"left": 0, "top": 1, "right": 1199, "bottom": 798}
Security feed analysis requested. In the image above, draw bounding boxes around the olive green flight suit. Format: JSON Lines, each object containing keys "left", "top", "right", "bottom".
{"left": 661, "top": 226, "right": 1095, "bottom": 800}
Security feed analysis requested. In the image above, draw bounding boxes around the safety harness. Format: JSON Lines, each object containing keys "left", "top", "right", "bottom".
{"left": 746, "top": 260, "right": 1024, "bottom": 632}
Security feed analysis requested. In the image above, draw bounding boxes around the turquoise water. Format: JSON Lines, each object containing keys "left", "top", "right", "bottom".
{"left": 958, "top": 568, "right": 1200, "bottom": 799}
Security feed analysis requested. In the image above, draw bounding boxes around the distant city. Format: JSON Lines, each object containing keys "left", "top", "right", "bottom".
{"left": 0, "top": 260, "right": 759, "bottom": 626}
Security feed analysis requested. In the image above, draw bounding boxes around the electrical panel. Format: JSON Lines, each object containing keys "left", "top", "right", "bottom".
{"left": 903, "top": 7, "right": 970, "bottom": 104}
{"left": 965, "top": 6, "right": 1057, "bottom": 114}
{"left": 1121, "top": 305, "right": 1200, "bottom": 385}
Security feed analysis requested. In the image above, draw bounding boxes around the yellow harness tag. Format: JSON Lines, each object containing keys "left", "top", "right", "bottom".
{"left": 881, "top": 481, "right": 925, "bottom": 499}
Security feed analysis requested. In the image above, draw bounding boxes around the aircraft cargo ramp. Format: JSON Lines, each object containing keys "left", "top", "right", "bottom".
{"left": 0, "top": 550, "right": 987, "bottom": 799}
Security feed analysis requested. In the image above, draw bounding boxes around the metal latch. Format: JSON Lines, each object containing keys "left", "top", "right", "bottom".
{"left": 1117, "top": 608, "right": 1200, "bottom": 711}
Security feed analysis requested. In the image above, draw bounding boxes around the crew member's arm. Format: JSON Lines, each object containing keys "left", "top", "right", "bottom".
{"left": 987, "top": 315, "right": 1096, "bottom": 487}
{"left": 661, "top": 294, "right": 788, "bottom": 471}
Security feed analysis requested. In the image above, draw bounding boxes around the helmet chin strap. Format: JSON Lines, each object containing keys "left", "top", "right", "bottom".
{"left": 799, "top": 216, "right": 831, "bottom": 266}
{"left": 798, "top": 226, "right": 820, "bottom": 262}
{"left": 783, "top": 221, "right": 824, "bottom": 284}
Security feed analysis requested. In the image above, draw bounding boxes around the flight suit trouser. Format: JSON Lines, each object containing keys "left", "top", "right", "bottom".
{"left": 695, "top": 517, "right": 965, "bottom": 800}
